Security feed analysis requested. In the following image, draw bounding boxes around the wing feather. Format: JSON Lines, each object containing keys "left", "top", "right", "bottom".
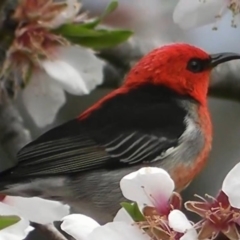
{"left": 6, "top": 120, "right": 109, "bottom": 178}
{"left": 1, "top": 84, "right": 190, "bottom": 180}
{"left": 104, "top": 132, "right": 175, "bottom": 164}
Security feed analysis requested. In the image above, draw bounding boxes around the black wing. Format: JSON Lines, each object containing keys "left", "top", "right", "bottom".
{"left": 3, "top": 84, "right": 189, "bottom": 179}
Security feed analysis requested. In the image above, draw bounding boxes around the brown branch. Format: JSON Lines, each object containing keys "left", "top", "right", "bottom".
{"left": 0, "top": 0, "right": 17, "bottom": 30}
{"left": 0, "top": 2, "right": 70, "bottom": 240}
{"left": 209, "top": 61, "right": 240, "bottom": 102}
{"left": 0, "top": 0, "right": 7, "bottom": 13}
{"left": 0, "top": 99, "right": 32, "bottom": 171}
{"left": 31, "top": 223, "right": 69, "bottom": 240}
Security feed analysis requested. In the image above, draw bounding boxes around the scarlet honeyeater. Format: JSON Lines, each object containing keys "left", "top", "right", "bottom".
{"left": 1, "top": 43, "right": 240, "bottom": 223}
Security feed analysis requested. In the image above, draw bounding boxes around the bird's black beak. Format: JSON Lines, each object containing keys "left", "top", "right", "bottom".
{"left": 210, "top": 53, "right": 240, "bottom": 68}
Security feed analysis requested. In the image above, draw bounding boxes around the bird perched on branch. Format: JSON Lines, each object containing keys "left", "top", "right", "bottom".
{"left": 0, "top": 43, "right": 240, "bottom": 222}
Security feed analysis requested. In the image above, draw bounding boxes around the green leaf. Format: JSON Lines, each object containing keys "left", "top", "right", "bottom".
{"left": 121, "top": 202, "right": 145, "bottom": 222}
{"left": 53, "top": 0, "right": 131, "bottom": 50}
{"left": 66, "top": 29, "right": 132, "bottom": 49}
{"left": 54, "top": 24, "right": 107, "bottom": 37}
{"left": 0, "top": 215, "right": 21, "bottom": 230}
{"left": 55, "top": 1, "right": 118, "bottom": 32}
{"left": 81, "top": 1, "right": 118, "bottom": 29}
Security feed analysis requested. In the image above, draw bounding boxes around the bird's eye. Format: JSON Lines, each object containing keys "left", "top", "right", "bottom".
{"left": 187, "top": 58, "right": 206, "bottom": 73}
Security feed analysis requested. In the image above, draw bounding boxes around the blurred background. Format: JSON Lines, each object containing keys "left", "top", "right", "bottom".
{"left": 1, "top": 0, "right": 240, "bottom": 239}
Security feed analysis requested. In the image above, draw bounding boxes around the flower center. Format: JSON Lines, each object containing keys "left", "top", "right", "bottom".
{"left": 206, "top": 203, "right": 234, "bottom": 228}
{"left": 137, "top": 213, "right": 185, "bottom": 240}
{"left": 185, "top": 192, "right": 240, "bottom": 238}
{"left": 138, "top": 200, "right": 185, "bottom": 240}
{"left": 141, "top": 185, "right": 170, "bottom": 215}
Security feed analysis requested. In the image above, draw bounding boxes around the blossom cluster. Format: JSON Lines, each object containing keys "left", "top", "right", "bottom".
{"left": 61, "top": 163, "right": 240, "bottom": 240}
{"left": 0, "top": 0, "right": 131, "bottom": 127}
{"left": 173, "top": 0, "right": 240, "bottom": 30}
{"left": 1, "top": 163, "right": 240, "bottom": 240}
{"left": 0, "top": 0, "right": 104, "bottom": 127}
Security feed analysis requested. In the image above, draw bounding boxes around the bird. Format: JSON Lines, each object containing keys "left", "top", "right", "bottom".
{"left": 0, "top": 43, "right": 240, "bottom": 223}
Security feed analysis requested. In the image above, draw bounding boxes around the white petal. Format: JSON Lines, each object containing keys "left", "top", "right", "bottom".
{"left": 120, "top": 167, "right": 174, "bottom": 209}
{"left": 87, "top": 222, "right": 150, "bottom": 240}
{"left": 0, "top": 202, "right": 33, "bottom": 240}
{"left": 41, "top": 59, "right": 89, "bottom": 95}
{"left": 180, "top": 228, "right": 198, "bottom": 240}
{"left": 53, "top": 46, "right": 104, "bottom": 94}
{"left": 168, "top": 210, "right": 198, "bottom": 240}
{"left": 168, "top": 210, "right": 192, "bottom": 233}
{"left": 113, "top": 208, "right": 133, "bottom": 224}
{"left": 173, "top": 0, "right": 227, "bottom": 29}
{"left": 50, "top": 0, "right": 78, "bottom": 28}
{"left": 61, "top": 214, "right": 99, "bottom": 240}
{"left": 3, "top": 196, "right": 70, "bottom": 224}
{"left": 0, "top": 201, "right": 23, "bottom": 217}
{"left": 222, "top": 163, "right": 240, "bottom": 208}
{"left": 22, "top": 70, "right": 66, "bottom": 127}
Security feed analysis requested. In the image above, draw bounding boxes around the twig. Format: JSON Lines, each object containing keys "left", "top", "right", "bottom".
{"left": 98, "top": 39, "right": 146, "bottom": 89}
{"left": 209, "top": 62, "right": 240, "bottom": 102}
{"left": 0, "top": 0, "right": 17, "bottom": 30}
{"left": 31, "top": 223, "right": 69, "bottom": 240}
{"left": 0, "top": 99, "right": 32, "bottom": 170}
{"left": 0, "top": 0, "right": 32, "bottom": 171}
{"left": 0, "top": 2, "right": 69, "bottom": 240}
{"left": 0, "top": 0, "right": 7, "bottom": 13}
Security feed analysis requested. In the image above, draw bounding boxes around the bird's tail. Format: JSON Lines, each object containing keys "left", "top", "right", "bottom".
{"left": 0, "top": 167, "right": 68, "bottom": 201}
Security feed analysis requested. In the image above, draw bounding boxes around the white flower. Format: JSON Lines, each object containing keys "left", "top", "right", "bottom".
{"left": 168, "top": 210, "right": 198, "bottom": 240}
{"left": 61, "top": 208, "right": 196, "bottom": 240}
{"left": 184, "top": 162, "right": 240, "bottom": 239}
{"left": 173, "top": 0, "right": 240, "bottom": 29}
{"left": 0, "top": 202, "right": 33, "bottom": 240}
{"left": 22, "top": 45, "right": 105, "bottom": 127}
{"left": 1, "top": 196, "right": 70, "bottom": 224}
{"left": 8, "top": 0, "right": 104, "bottom": 128}
{"left": 61, "top": 214, "right": 150, "bottom": 240}
{"left": 49, "top": 0, "right": 80, "bottom": 29}
{"left": 61, "top": 214, "right": 100, "bottom": 240}
{"left": 86, "top": 222, "right": 150, "bottom": 240}
{"left": 115, "top": 191, "right": 196, "bottom": 240}
{"left": 222, "top": 162, "right": 240, "bottom": 208}
{"left": 114, "top": 207, "right": 196, "bottom": 239}
{"left": 120, "top": 167, "right": 175, "bottom": 212}
{"left": 61, "top": 168, "right": 194, "bottom": 240}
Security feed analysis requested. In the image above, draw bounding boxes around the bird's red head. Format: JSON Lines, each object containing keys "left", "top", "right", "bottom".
{"left": 124, "top": 43, "right": 240, "bottom": 104}
{"left": 80, "top": 43, "right": 240, "bottom": 120}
